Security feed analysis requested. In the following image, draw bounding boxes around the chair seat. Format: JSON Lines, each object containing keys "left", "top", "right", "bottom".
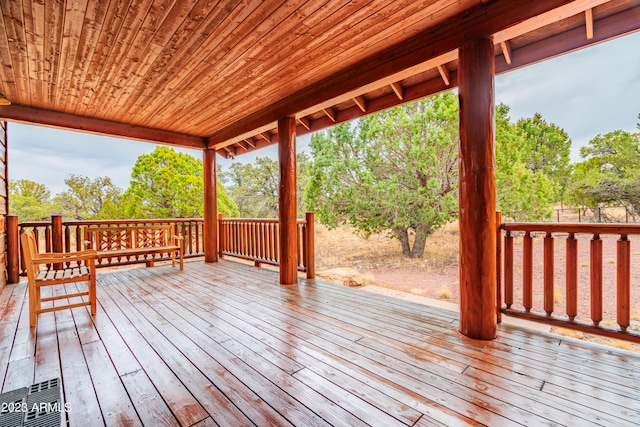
{"left": 36, "top": 266, "right": 91, "bottom": 284}
{"left": 21, "top": 231, "right": 98, "bottom": 326}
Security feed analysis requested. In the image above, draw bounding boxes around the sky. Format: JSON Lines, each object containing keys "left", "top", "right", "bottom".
{"left": 6, "top": 31, "right": 640, "bottom": 196}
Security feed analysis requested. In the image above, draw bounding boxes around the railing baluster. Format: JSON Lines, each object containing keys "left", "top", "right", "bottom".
{"left": 617, "top": 235, "right": 630, "bottom": 331}
{"left": 544, "top": 232, "right": 554, "bottom": 316}
{"left": 523, "top": 232, "right": 533, "bottom": 312}
{"left": 496, "top": 211, "right": 502, "bottom": 323}
{"left": 76, "top": 225, "right": 82, "bottom": 251}
{"left": 590, "top": 234, "right": 603, "bottom": 326}
{"left": 566, "top": 233, "right": 578, "bottom": 321}
{"left": 504, "top": 231, "right": 513, "bottom": 309}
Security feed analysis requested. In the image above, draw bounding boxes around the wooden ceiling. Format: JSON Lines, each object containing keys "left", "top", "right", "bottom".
{"left": 0, "top": 0, "right": 638, "bottom": 158}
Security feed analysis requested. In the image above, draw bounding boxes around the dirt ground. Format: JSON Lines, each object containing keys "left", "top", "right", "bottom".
{"left": 314, "top": 222, "right": 640, "bottom": 351}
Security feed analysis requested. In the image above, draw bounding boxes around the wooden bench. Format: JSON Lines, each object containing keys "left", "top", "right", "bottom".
{"left": 21, "top": 231, "right": 97, "bottom": 327}
{"left": 84, "top": 225, "right": 184, "bottom": 270}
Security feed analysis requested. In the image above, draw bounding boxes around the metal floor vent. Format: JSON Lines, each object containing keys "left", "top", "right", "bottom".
{"left": 0, "top": 379, "right": 62, "bottom": 427}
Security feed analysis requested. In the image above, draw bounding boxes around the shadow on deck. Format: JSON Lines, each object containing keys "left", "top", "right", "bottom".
{"left": 1, "top": 260, "right": 639, "bottom": 426}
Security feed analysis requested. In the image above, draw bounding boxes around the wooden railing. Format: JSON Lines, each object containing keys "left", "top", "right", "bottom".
{"left": 498, "top": 215, "right": 640, "bottom": 343}
{"left": 8, "top": 213, "right": 315, "bottom": 281}
{"left": 218, "top": 212, "right": 315, "bottom": 279}
{"left": 11, "top": 215, "right": 203, "bottom": 275}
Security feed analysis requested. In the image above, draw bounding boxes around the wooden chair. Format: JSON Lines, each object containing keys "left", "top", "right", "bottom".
{"left": 21, "top": 231, "right": 98, "bottom": 327}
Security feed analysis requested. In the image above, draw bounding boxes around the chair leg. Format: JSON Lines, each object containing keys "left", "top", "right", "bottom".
{"left": 89, "top": 275, "right": 96, "bottom": 316}
{"left": 29, "top": 282, "right": 37, "bottom": 327}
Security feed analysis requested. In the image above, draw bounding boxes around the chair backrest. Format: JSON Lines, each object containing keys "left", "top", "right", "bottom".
{"left": 20, "top": 231, "right": 39, "bottom": 283}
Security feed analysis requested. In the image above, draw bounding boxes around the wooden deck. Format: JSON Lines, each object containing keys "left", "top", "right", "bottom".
{"left": 1, "top": 260, "right": 639, "bottom": 426}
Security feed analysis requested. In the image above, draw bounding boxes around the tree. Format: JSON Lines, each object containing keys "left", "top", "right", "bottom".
{"left": 9, "top": 179, "right": 53, "bottom": 221}
{"left": 516, "top": 113, "right": 572, "bottom": 203}
{"left": 54, "top": 175, "right": 124, "bottom": 220}
{"left": 305, "top": 92, "right": 459, "bottom": 258}
{"left": 567, "top": 130, "right": 640, "bottom": 219}
{"left": 220, "top": 154, "right": 310, "bottom": 218}
{"left": 124, "top": 146, "right": 238, "bottom": 218}
{"left": 495, "top": 105, "right": 557, "bottom": 221}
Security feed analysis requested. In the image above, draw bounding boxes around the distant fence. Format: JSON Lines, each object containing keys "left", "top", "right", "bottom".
{"left": 553, "top": 206, "right": 637, "bottom": 223}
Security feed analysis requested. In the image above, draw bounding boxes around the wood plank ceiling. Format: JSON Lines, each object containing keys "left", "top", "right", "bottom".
{"left": 0, "top": 0, "right": 638, "bottom": 158}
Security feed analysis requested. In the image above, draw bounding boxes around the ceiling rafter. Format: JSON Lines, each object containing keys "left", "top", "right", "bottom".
{"left": 501, "top": 40, "right": 513, "bottom": 64}
{"left": 390, "top": 82, "right": 404, "bottom": 100}
{"left": 353, "top": 96, "right": 367, "bottom": 112}
{"left": 437, "top": 64, "right": 451, "bottom": 86}
{"left": 585, "top": 8, "right": 594, "bottom": 39}
{"left": 298, "top": 117, "right": 311, "bottom": 130}
{"left": 323, "top": 107, "right": 337, "bottom": 122}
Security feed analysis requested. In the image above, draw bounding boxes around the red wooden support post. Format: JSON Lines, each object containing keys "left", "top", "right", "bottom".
{"left": 566, "top": 233, "right": 578, "bottom": 321}
{"left": 203, "top": 149, "right": 218, "bottom": 263}
{"left": 523, "top": 232, "right": 533, "bottom": 312}
{"left": 278, "top": 116, "right": 298, "bottom": 285}
{"left": 305, "top": 212, "right": 315, "bottom": 279}
{"left": 543, "top": 232, "right": 554, "bottom": 316}
{"left": 616, "top": 235, "right": 630, "bottom": 331}
{"left": 590, "top": 234, "right": 603, "bottom": 326}
{"left": 495, "top": 211, "right": 502, "bottom": 323}
{"left": 7, "top": 215, "right": 19, "bottom": 283}
{"left": 458, "top": 37, "right": 496, "bottom": 340}
{"left": 51, "top": 214, "right": 63, "bottom": 269}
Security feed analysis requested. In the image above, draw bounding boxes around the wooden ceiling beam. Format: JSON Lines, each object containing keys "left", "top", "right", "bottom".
{"left": 436, "top": 64, "right": 451, "bottom": 86}
{"left": 495, "top": 7, "right": 640, "bottom": 73}
{"left": 501, "top": 40, "right": 512, "bottom": 65}
{"left": 0, "top": 104, "right": 206, "bottom": 149}
{"left": 298, "top": 117, "right": 311, "bottom": 130}
{"left": 493, "top": 0, "right": 611, "bottom": 43}
{"left": 258, "top": 132, "right": 272, "bottom": 142}
{"left": 235, "top": 73, "right": 456, "bottom": 157}
{"left": 585, "top": 8, "right": 594, "bottom": 40}
{"left": 322, "top": 107, "right": 337, "bottom": 122}
{"left": 353, "top": 96, "right": 367, "bottom": 113}
{"left": 390, "top": 82, "right": 404, "bottom": 100}
{"left": 207, "top": 0, "right": 581, "bottom": 149}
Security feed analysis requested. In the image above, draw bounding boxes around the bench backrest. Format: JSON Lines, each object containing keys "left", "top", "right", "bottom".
{"left": 85, "top": 225, "right": 176, "bottom": 251}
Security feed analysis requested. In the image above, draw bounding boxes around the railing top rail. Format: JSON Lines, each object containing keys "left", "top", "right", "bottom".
{"left": 63, "top": 218, "right": 203, "bottom": 226}
{"left": 17, "top": 221, "right": 52, "bottom": 227}
{"left": 220, "top": 218, "right": 307, "bottom": 224}
{"left": 501, "top": 222, "right": 640, "bottom": 235}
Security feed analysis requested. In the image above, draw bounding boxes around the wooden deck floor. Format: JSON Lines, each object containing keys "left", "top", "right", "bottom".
{"left": 1, "top": 260, "right": 639, "bottom": 426}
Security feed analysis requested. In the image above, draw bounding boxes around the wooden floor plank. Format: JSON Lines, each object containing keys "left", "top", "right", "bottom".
{"left": 96, "top": 280, "right": 210, "bottom": 427}
{"left": 82, "top": 340, "right": 142, "bottom": 426}
{"left": 120, "top": 369, "right": 181, "bottom": 427}
{"left": 146, "top": 267, "right": 517, "bottom": 425}
{"left": 2, "top": 261, "right": 639, "bottom": 427}
{"left": 57, "top": 322, "right": 104, "bottom": 426}
{"left": 136, "top": 270, "right": 460, "bottom": 425}
{"left": 115, "top": 272, "right": 355, "bottom": 427}
{"left": 102, "top": 279, "right": 259, "bottom": 427}
{"left": 225, "top": 264, "right": 640, "bottom": 402}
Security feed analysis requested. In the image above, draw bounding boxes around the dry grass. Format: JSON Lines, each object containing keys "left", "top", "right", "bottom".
{"left": 553, "top": 288, "right": 564, "bottom": 304}
{"left": 314, "top": 222, "right": 459, "bottom": 272}
{"left": 436, "top": 287, "right": 452, "bottom": 300}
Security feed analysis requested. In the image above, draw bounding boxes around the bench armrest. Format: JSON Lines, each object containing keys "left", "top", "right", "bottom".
{"left": 31, "top": 250, "right": 98, "bottom": 265}
{"left": 172, "top": 235, "right": 184, "bottom": 242}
